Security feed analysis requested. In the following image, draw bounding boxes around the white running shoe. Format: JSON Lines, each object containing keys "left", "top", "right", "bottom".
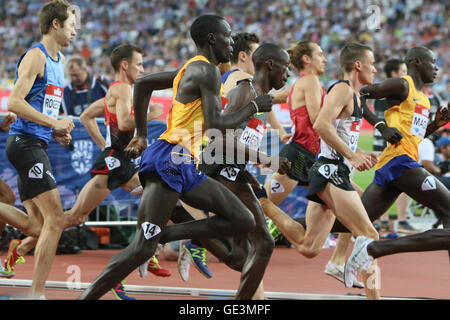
{"left": 344, "top": 236, "right": 375, "bottom": 288}
{"left": 324, "top": 261, "right": 364, "bottom": 288}
{"left": 177, "top": 240, "right": 190, "bottom": 282}
{"left": 138, "top": 259, "right": 149, "bottom": 278}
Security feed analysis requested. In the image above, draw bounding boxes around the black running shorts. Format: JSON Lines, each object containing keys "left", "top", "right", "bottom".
{"left": 6, "top": 135, "right": 57, "bottom": 202}
{"left": 90, "top": 147, "right": 139, "bottom": 191}
{"left": 306, "top": 157, "right": 355, "bottom": 205}
{"left": 278, "top": 141, "right": 316, "bottom": 186}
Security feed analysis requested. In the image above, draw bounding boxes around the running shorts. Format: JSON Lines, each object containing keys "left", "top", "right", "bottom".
{"left": 6, "top": 134, "right": 57, "bottom": 201}
{"left": 278, "top": 141, "right": 317, "bottom": 186}
{"left": 373, "top": 154, "right": 421, "bottom": 188}
{"left": 139, "top": 140, "right": 207, "bottom": 194}
{"left": 306, "top": 157, "right": 355, "bottom": 204}
{"left": 91, "top": 147, "right": 139, "bottom": 190}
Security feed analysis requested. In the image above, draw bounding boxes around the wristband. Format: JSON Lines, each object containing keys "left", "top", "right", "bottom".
{"left": 374, "top": 121, "right": 385, "bottom": 130}
{"left": 250, "top": 100, "right": 259, "bottom": 113}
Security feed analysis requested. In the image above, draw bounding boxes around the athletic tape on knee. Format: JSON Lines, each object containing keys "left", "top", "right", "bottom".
{"left": 130, "top": 185, "right": 143, "bottom": 195}
{"left": 270, "top": 179, "right": 285, "bottom": 194}
{"left": 141, "top": 222, "right": 161, "bottom": 240}
{"left": 421, "top": 176, "right": 436, "bottom": 191}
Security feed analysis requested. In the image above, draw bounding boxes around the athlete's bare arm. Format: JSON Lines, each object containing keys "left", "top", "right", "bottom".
{"left": 314, "top": 83, "right": 373, "bottom": 171}
{"left": 7, "top": 48, "right": 73, "bottom": 134}
{"left": 272, "top": 88, "right": 289, "bottom": 104}
{"left": 360, "top": 78, "right": 408, "bottom": 144}
{"left": 360, "top": 78, "right": 409, "bottom": 101}
{"left": 80, "top": 98, "right": 106, "bottom": 150}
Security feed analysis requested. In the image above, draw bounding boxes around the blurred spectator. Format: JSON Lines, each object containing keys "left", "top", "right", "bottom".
{"left": 0, "top": 0, "right": 448, "bottom": 98}
{"left": 61, "top": 56, "right": 109, "bottom": 116}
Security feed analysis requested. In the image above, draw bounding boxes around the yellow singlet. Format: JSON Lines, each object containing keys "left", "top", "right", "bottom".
{"left": 159, "top": 55, "right": 210, "bottom": 160}
{"left": 376, "top": 75, "right": 431, "bottom": 170}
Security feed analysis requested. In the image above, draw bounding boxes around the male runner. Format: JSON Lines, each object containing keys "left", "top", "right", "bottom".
{"left": 372, "top": 58, "right": 413, "bottom": 235}
{"left": 179, "top": 33, "right": 290, "bottom": 287}
{"left": 1, "top": 0, "right": 76, "bottom": 298}
{"left": 344, "top": 46, "right": 450, "bottom": 286}
{"left": 78, "top": 14, "right": 276, "bottom": 300}
{"left": 6, "top": 44, "right": 163, "bottom": 299}
{"left": 188, "top": 43, "right": 291, "bottom": 299}
{"left": 261, "top": 40, "right": 364, "bottom": 288}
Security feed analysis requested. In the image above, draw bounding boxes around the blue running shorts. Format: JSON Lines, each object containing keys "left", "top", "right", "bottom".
{"left": 139, "top": 139, "right": 207, "bottom": 194}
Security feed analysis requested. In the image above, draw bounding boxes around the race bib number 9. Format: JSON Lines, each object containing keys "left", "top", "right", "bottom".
{"left": 239, "top": 117, "right": 266, "bottom": 150}
{"left": 411, "top": 104, "right": 429, "bottom": 139}
{"left": 43, "top": 84, "right": 63, "bottom": 119}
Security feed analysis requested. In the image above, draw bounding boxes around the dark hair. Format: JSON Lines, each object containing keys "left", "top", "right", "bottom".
{"left": 230, "top": 32, "right": 260, "bottom": 63}
{"left": 110, "top": 44, "right": 144, "bottom": 73}
{"left": 383, "top": 59, "right": 405, "bottom": 78}
{"left": 39, "top": 0, "right": 74, "bottom": 35}
{"left": 340, "top": 42, "right": 372, "bottom": 73}
{"left": 287, "top": 41, "right": 313, "bottom": 71}
{"left": 190, "top": 15, "right": 226, "bottom": 47}
{"left": 252, "top": 43, "right": 286, "bottom": 67}
{"left": 405, "top": 46, "right": 433, "bottom": 65}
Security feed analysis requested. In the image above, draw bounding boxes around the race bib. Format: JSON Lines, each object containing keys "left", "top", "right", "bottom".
{"left": 141, "top": 222, "right": 161, "bottom": 240}
{"left": 349, "top": 120, "right": 361, "bottom": 152}
{"left": 411, "top": 104, "right": 429, "bottom": 139}
{"left": 318, "top": 163, "right": 338, "bottom": 179}
{"left": 105, "top": 156, "right": 121, "bottom": 170}
{"left": 220, "top": 166, "right": 240, "bottom": 181}
{"left": 239, "top": 117, "right": 266, "bottom": 150}
{"left": 270, "top": 179, "right": 285, "bottom": 194}
{"left": 43, "top": 84, "right": 63, "bottom": 119}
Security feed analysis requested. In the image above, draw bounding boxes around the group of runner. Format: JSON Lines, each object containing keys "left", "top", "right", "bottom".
{"left": 0, "top": 1, "right": 448, "bottom": 300}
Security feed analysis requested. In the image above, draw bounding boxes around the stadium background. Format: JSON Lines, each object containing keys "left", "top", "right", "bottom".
{"left": 0, "top": 0, "right": 448, "bottom": 234}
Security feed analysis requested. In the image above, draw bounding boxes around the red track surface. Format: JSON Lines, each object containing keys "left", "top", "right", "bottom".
{"left": 0, "top": 245, "right": 448, "bottom": 300}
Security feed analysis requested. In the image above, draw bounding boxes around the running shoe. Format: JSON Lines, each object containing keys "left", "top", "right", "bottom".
{"left": 324, "top": 261, "right": 364, "bottom": 288}
{"left": 4, "top": 239, "right": 25, "bottom": 272}
{"left": 266, "top": 218, "right": 283, "bottom": 241}
{"left": 111, "top": 280, "right": 136, "bottom": 300}
{"left": 396, "top": 220, "right": 419, "bottom": 234}
{"left": 0, "top": 264, "right": 14, "bottom": 278}
{"left": 177, "top": 240, "right": 190, "bottom": 282}
{"left": 148, "top": 255, "right": 171, "bottom": 277}
{"left": 344, "top": 236, "right": 374, "bottom": 288}
{"left": 184, "top": 240, "right": 212, "bottom": 279}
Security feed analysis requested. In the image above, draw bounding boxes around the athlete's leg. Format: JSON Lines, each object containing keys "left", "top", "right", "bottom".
{"left": 391, "top": 167, "right": 450, "bottom": 228}
{"left": 0, "top": 179, "right": 16, "bottom": 205}
{"left": 215, "top": 178, "right": 274, "bottom": 300}
{"left": 318, "top": 184, "right": 380, "bottom": 300}
{"left": 0, "top": 179, "right": 16, "bottom": 234}
{"left": 295, "top": 201, "right": 336, "bottom": 258}
{"left": 159, "top": 177, "right": 255, "bottom": 243}
{"left": 119, "top": 172, "right": 141, "bottom": 193}
{"left": 29, "top": 189, "right": 66, "bottom": 298}
{"left": 64, "top": 175, "right": 111, "bottom": 227}
{"left": 367, "top": 228, "right": 450, "bottom": 259}
{"left": 79, "top": 172, "right": 180, "bottom": 300}
{"left": 264, "top": 173, "right": 298, "bottom": 205}
{"left": 0, "top": 200, "right": 43, "bottom": 238}
{"left": 329, "top": 233, "right": 352, "bottom": 266}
